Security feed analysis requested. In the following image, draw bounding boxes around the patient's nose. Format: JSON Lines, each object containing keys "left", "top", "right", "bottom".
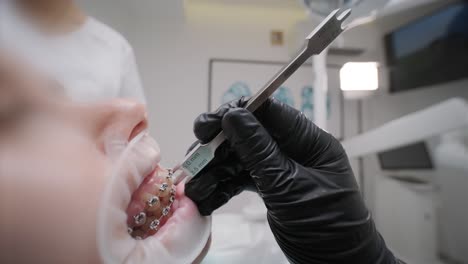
{"left": 82, "top": 99, "right": 148, "bottom": 150}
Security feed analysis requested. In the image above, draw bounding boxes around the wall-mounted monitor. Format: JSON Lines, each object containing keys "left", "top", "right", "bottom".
{"left": 378, "top": 142, "right": 434, "bottom": 170}
{"left": 385, "top": 1, "right": 468, "bottom": 93}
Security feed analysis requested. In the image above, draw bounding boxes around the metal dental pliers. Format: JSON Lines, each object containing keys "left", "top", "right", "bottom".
{"left": 173, "top": 8, "right": 352, "bottom": 185}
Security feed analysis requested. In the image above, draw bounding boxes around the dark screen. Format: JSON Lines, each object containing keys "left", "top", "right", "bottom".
{"left": 385, "top": 1, "right": 468, "bottom": 93}
{"left": 378, "top": 142, "right": 433, "bottom": 170}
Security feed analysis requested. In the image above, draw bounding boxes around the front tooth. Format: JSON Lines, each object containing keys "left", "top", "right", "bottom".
{"left": 159, "top": 182, "right": 173, "bottom": 198}
{"left": 151, "top": 183, "right": 161, "bottom": 194}
{"left": 148, "top": 196, "right": 159, "bottom": 207}
{"left": 146, "top": 201, "right": 162, "bottom": 213}
{"left": 165, "top": 186, "right": 176, "bottom": 199}
{"left": 149, "top": 219, "right": 160, "bottom": 230}
{"left": 130, "top": 229, "right": 146, "bottom": 240}
{"left": 162, "top": 170, "right": 173, "bottom": 180}
{"left": 167, "top": 170, "right": 174, "bottom": 179}
{"left": 159, "top": 183, "right": 168, "bottom": 192}
{"left": 142, "top": 193, "right": 160, "bottom": 207}
{"left": 162, "top": 206, "right": 170, "bottom": 216}
{"left": 133, "top": 212, "right": 147, "bottom": 226}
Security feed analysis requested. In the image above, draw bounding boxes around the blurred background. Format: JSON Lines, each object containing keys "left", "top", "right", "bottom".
{"left": 6, "top": 0, "right": 467, "bottom": 263}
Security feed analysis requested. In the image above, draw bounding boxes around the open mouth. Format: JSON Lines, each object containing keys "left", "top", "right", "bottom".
{"left": 126, "top": 166, "right": 197, "bottom": 240}
{"left": 98, "top": 133, "right": 212, "bottom": 263}
{"left": 126, "top": 167, "right": 177, "bottom": 239}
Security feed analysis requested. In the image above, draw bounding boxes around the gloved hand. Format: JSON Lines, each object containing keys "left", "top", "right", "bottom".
{"left": 185, "top": 98, "right": 400, "bottom": 264}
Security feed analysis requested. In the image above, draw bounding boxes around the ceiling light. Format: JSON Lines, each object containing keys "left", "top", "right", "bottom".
{"left": 340, "top": 62, "right": 379, "bottom": 91}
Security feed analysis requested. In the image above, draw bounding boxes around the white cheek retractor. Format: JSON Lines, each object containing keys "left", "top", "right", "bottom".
{"left": 97, "top": 133, "right": 212, "bottom": 264}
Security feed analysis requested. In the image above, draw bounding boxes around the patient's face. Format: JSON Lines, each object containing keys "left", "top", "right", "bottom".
{"left": 0, "top": 53, "right": 210, "bottom": 263}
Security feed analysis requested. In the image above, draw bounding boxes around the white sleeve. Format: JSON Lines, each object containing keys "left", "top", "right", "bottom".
{"left": 119, "top": 46, "right": 146, "bottom": 104}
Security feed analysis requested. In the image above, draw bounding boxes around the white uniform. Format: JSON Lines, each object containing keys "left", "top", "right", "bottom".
{"left": 0, "top": 0, "right": 146, "bottom": 103}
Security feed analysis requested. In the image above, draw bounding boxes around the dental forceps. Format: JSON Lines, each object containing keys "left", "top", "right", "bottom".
{"left": 172, "top": 8, "right": 352, "bottom": 185}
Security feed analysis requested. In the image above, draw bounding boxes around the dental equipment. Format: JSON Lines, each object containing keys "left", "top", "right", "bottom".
{"left": 172, "top": 8, "right": 352, "bottom": 185}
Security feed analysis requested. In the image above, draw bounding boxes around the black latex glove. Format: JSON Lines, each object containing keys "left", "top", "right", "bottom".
{"left": 185, "top": 98, "right": 400, "bottom": 264}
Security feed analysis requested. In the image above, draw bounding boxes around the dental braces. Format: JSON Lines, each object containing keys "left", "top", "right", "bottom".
{"left": 128, "top": 170, "right": 176, "bottom": 240}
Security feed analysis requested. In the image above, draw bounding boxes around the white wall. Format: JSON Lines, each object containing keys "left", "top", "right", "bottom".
{"left": 79, "top": 2, "right": 468, "bottom": 260}
{"left": 79, "top": 0, "right": 298, "bottom": 167}
{"left": 358, "top": 0, "right": 468, "bottom": 211}
{"left": 80, "top": 0, "right": 468, "bottom": 210}
{"left": 360, "top": 81, "right": 468, "bottom": 212}
{"left": 337, "top": 2, "right": 468, "bottom": 262}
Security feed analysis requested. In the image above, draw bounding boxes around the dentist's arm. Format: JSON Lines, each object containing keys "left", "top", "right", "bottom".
{"left": 185, "top": 98, "right": 402, "bottom": 264}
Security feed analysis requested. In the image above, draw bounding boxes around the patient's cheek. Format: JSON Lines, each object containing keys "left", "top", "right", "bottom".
{"left": 0, "top": 135, "right": 108, "bottom": 263}
{"left": 126, "top": 168, "right": 176, "bottom": 239}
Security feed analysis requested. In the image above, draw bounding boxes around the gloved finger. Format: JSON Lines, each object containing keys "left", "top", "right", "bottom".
{"left": 184, "top": 155, "right": 241, "bottom": 201}
{"left": 184, "top": 140, "right": 254, "bottom": 214}
{"left": 185, "top": 140, "right": 201, "bottom": 156}
{"left": 256, "top": 98, "right": 345, "bottom": 168}
{"left": 221, "top": 108, "right": 292, "bottom": 191}
{"left": 185, "top": 164, "right": 251, "bottom": 216}
{"left": 193, "top": 97, "right": 248, "bottom": 143}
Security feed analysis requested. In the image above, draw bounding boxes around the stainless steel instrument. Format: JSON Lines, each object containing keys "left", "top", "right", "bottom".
{"left": 173, "top": 8, "right": 352, "bottom": 185}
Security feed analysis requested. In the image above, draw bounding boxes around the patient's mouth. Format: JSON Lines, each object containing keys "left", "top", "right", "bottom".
{"left": 126, "top": 168, "right": 177, "bottom": 240}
